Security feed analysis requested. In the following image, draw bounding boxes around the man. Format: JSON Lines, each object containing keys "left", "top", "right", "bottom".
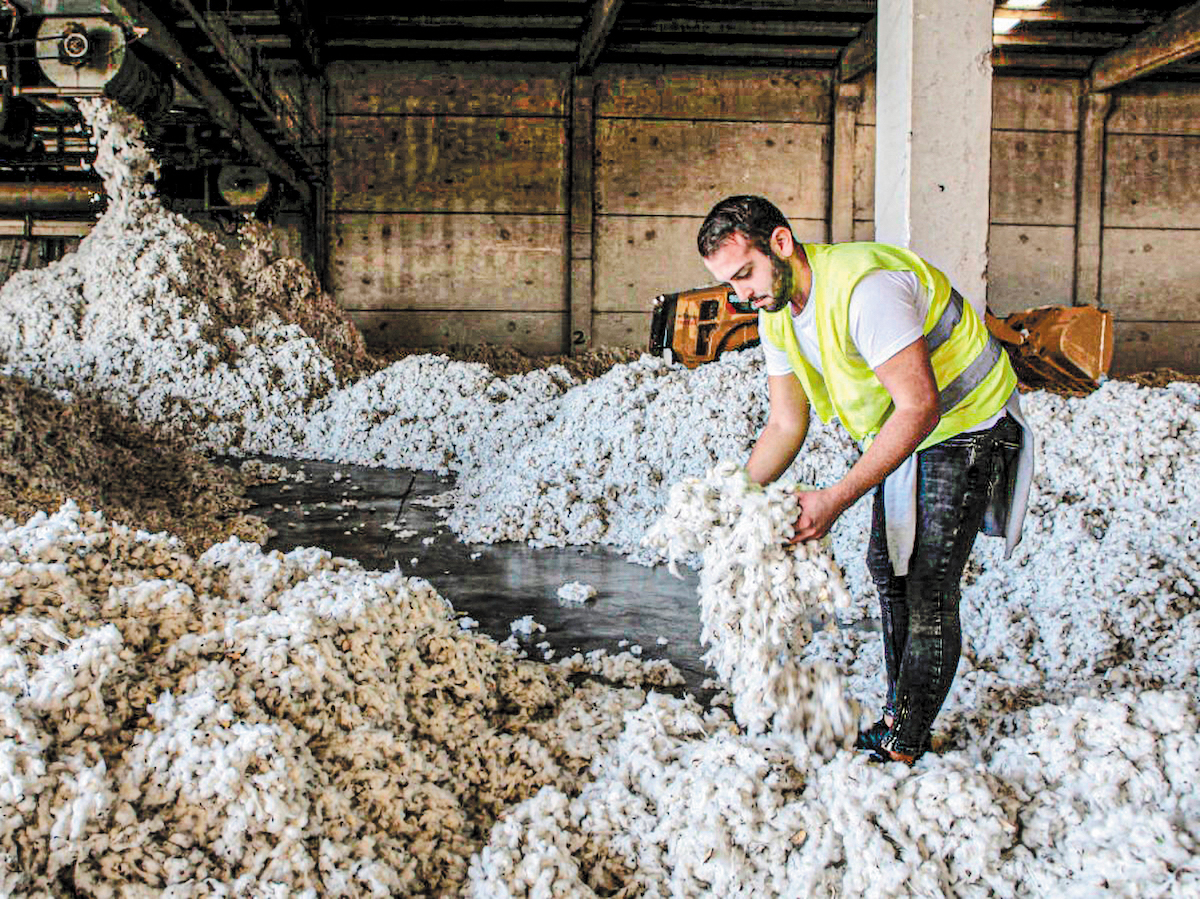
{"left": 697, "top": 195, "right": 1034, "bottom": 764}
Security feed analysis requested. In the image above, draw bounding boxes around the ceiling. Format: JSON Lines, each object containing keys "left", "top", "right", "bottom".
{"left": 235, "top": 0, "right": 1200, "bottom": 74}
{"left": 2, "top": 0, "right": 1199, "bottom": 214}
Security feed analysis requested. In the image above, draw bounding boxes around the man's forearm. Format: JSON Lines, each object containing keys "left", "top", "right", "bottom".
{"left": 747, "top": 420, "right": 808, "bottom": 486}
{"left": 828, "top": 405, "right": 939, "bottom": 511}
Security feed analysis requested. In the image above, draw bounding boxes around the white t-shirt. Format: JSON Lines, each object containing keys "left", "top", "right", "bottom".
{"left": 761, "top": 268, "right": 1001, "bottom": 431}
{"left": 761, "top": 269, "right": 926, "bottom": 376}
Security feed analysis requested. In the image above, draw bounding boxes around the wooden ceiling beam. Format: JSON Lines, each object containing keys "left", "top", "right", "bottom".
{"left": 636, "top": 0, "right": 874, "bottom": 12}
{"left": 991, "top": 49, "right": 1093, "bottom": 72}
{"left": 1089, "top": 0, "right": 1200, "bottom": 91}
{"left": 993, "top": 7, "right": 1166, "bottom": 27}
{"left": 330, "top": 16, "right": 583, "bottom": 30}
{"left": 579, "top": 0, "right": 625, "bottom": 73}
{"left": 325, "top": 37, "right": 579, "bottom": 53}
{"left": 994, "top": 32, "right": 1129, "bottom": 50}
{"left": 838, "top": 15, "right": 875, "bottom": 83}
{"left": 604, "top": 40, "right": 840, "bottom": 61}
{"left": 617, "top": 18, "right": 863, "bottom": 39}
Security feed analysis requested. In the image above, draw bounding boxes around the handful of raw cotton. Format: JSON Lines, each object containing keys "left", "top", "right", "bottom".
{"left": 644, "top": 461, "right": 857, "bottom": 755}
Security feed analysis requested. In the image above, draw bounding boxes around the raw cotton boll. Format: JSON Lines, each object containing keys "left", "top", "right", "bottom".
{"left": 197, "top": 536, "right": 341, "bottom": 608}
{"left": 119, "top": 672, "right": 324, "bottom": 883}
{"left": 556, "top": 581, "right": 596, "bottom": 604}
{"left": 509, "top": 615, "right": 545, "bottom": 638}
{"left": 45, "top": 753, "right": 112, "bottom": 875}
{"left": 644, "top": 463, "right": 855, "bottom": 753}
{"left": 101, "top": 578, "right": 199, "bottom": 649}
{"left": 576, "top": 693, "right": 811, "bottom": 895}
{"left": 555, "top": 649, "right": 685, "bottom": 688}
{"left": 0, "top": 690, "right": 50, "bottom": 809}
{"left": 25, "top": 625, "right": 123, "bottom": 716}
{"left": 890, "top": 764, "right": 1020, "bottom": 888}
{"left": 466, "top": 785, "right": 592, "bottom": 897}
{"left": 523, "top": 680, "right": 650, "bottom": 777}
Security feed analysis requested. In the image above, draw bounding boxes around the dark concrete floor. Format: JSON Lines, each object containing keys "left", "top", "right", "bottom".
{"left": 244, "top": 457, "right": 715, "bottom": 698}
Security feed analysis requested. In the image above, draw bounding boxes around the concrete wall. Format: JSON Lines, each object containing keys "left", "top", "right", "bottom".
{"left": 1102, "top": 83, "right": 1200, "bottom": 374}
{"left": 589, "top": 68, "right": 832, "bottom": 346}
{"left": 327, "top": 62, "right": 572, "bottom": 353}
{"left": 325, "top": 63, "right": 1200, "bottom": 374}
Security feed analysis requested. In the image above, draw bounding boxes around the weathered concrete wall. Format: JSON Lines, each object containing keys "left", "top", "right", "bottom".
{"left": 590, "top": 68, "right": 832, "bottom": 347}
{"left": 326, "top": 61, "right": 571, "bottom": 352}
{"left": 987, "top": 77, "right": 1080, "bottom": 314}
{"left": 1102, "top": 83, "right": 1200, "bottom": 374}
{"left": 324, "top": 62, "right": 1198, "bottom": 373}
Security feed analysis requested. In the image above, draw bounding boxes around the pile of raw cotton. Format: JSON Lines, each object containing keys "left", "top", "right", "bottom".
{"left": 0, "top": 99, "right": 372, "bottom": 456}
{"left": 471, "top": 443, "right": 1200, "bottom": 896}
{"left": 644, "top": 462, "right": 856, "bottom": 749}
{"left": 0, "top": 502, "right": 673, "bottom": 895}
{"left": 0, "top": 373, "right": 267, "bottom": 554}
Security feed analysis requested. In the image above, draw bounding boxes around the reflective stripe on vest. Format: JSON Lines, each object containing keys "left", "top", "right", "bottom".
{"left": 924, "top": 288, "right": 1005, "bottom": 414}
{"left": 924, "top": 288, "right": 964, "bottom": 353}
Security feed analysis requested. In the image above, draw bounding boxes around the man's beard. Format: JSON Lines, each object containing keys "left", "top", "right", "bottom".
{"left": 758, "top": 249, "right": 794, "bottom": 313}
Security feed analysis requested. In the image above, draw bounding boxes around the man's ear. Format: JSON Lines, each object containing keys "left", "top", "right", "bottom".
{"left": 770, "top": 225, "right": 794, "bottom": 257}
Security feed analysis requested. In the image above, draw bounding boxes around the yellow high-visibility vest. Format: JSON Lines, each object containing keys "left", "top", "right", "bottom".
{"left": 761, "top": 242, "right": 1016, "bottom": 449}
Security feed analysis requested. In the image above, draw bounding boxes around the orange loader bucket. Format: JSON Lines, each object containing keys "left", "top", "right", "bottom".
{"left": 987, "top": 305, "right": 1114, "bottom": 394}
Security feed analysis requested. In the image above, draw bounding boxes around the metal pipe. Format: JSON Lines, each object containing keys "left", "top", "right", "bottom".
{"left": 0, "top": 218, "right": 92, "bottom": 237}
{"left": 0, "top": 182, "right": 103, "bottom": 212}
{"left": 35, "top": 139, "right": 92, "bottom": 153}
{"left": 12, "top": 85, "right": 104, "bottom": 96}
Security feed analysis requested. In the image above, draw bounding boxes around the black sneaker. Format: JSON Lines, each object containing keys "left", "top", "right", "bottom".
{"left": 866, "top": 731, "right": 933, "bottom": 766}
{"left": 854, "top": 718, "right": 890, "bottom": 753}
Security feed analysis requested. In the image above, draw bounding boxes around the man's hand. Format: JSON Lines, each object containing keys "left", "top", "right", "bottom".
{"left": 786, "top": 486, "right": 848, "bottom": 544}
{"left": 783, "top": 337, "right": 940, "bottom": 546}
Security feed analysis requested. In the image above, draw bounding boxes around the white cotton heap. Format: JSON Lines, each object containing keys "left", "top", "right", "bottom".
{"left": 468, "top": 689, "right": 1027, "bottom": 897}
{"left": 0, "top": 100, "right": 368, "bottom": 459}
{"left": 0, "top": 502, "right": 659, "bottom": 895}
{"left": 643, "top": 462, "right": 856, "bottom": 753}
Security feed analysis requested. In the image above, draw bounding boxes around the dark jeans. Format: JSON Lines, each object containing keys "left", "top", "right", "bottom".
{"left": 866, "top": 413, "right": 1023, "bottom": 756}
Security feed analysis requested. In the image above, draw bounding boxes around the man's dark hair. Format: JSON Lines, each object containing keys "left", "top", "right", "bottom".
{"left": 697, "top": 195, "right": 793, "bottom": 258}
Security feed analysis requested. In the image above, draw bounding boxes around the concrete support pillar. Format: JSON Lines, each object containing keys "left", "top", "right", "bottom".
{"left": 568, "top": 75, "right": 595, "bottom": 354}
{"left": 830, "top": 82, "right": 861, "bottom": 244}
{"left": 875, "top": 0, "right": 994, "bottom": 314}
{"left": 1074, "top": 91, "right": 1112, "bottom": 308}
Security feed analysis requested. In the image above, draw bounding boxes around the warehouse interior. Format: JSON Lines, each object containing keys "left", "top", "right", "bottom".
{"left": 1, "top": 0, "right": 1199, "bottom": 895}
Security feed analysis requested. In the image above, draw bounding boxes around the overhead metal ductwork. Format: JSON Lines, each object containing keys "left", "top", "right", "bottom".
{"left": 0, "top": 179, "right": 104, "bottom": 238}
{"left": 0, "top": 181, "right": 103, "bottom": 212}
{"left": 34, "top": 14, "right": 173, "bottom": 119}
